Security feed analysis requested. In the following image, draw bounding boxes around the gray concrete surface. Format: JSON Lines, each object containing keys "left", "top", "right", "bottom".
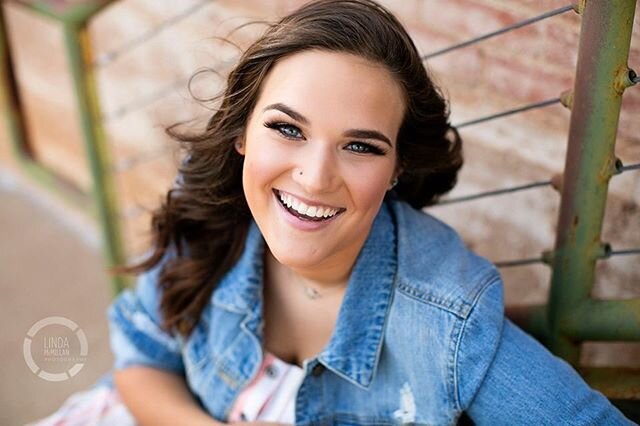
{"left": 0, "top": 170, "right": 114, "bottom": 426}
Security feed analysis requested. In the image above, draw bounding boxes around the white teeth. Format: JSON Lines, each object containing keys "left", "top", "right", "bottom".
{"left": 277, "top": 191, "right": 339, "bottom": 219}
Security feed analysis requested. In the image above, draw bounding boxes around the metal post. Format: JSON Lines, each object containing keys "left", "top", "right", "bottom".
{"left": 1, "top": 0, "right": 126, "bottom": 294}
{"left": 548, "top": 0, "right": 638, "bottom": 363}
{"left": 62, "top": 20, "right": 127, "bottom": 295}
{"left": 0, "top": 4, "right": 28, "bottom": 159}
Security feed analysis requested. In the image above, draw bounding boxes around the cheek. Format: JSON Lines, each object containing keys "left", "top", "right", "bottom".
{"left": 344, "top": 164, "right": 393, "bottom": 208}
{"left": 242, "top": 146, "right": 288, "bottom": 197}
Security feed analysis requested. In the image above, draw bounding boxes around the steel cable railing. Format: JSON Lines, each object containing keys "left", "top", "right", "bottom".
{"left": 416, "top": 2, "right": 639, "bottom": 274}
{"left": 90, "top": 1, "right": 639, "bottom": 259}
{"left": 437, "top": 180, "right": 553, "bottom": 205}
{"left": 96, "top": 1, "right": 223, "bottom": 124}
{"left": 609, "top": 248, "right": 640, "bottom": 257}
{"left": 453, "top": 97, "right": 563, "bottom": 129}
{"left": 491, "top": 163, "right": 640, "bottom": 268}
{"left": 101, "top": 76, "right": 191, "bottom": 122}
{"left": 495, "top": 257, "right": 547, "bottom": 268}
{"left": 620, "top": 161, "right": 640, "bottom": 172}
{"left": 99, "top": 1, "right": 582, "bottom": 123}
{"left": 93, "top": 0, "right": 211, "bottom": 67}
{"left": 438, "top": 160, "right": 640, "bottom": 208}
{"left": 100, "top": 2, "right": 576, "bottom": 128}
{"left": 496, "top": 245, "right": 640, "bottom": 268}
{"left": 98, "top": 0, "right": 637, "bottom": 262}
{"left": 421, "top": 4, "right": 576, "bottom": 60}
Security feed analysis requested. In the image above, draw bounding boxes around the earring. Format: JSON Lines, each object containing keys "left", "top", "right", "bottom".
{"left": 390, "top": 177, "right": 398, "bottom": 188}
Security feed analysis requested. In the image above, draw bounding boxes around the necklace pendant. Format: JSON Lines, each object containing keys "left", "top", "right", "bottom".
{"left": 304, "top": 287, "right": 321, "bottom": 299}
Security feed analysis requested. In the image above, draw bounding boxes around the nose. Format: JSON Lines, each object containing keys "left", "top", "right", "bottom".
{"left": 292, "top": 143, "right": 339, "bottom": 194}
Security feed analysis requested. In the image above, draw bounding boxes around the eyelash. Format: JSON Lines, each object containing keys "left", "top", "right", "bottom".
{"left": 263, "top": 121, "right": 386, "bottom": 155}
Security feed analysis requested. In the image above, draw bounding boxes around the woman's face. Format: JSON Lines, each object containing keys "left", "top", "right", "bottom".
{"left": 238, "top": 50, "right": 405, "bottom": 280}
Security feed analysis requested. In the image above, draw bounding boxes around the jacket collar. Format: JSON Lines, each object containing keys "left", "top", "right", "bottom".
{"left": 211, "top": 200, "right": 397, "bottom": 390}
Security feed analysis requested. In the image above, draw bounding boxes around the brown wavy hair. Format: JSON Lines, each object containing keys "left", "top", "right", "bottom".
{"left": 112, "top": 0, "right": 463, "bottom": 337}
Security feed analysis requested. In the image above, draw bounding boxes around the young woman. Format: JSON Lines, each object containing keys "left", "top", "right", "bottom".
{"left": 38, "top": 0, "right": 633, "bottom": 425}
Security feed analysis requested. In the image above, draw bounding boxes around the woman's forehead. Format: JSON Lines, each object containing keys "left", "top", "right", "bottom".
{"left": 254, "top": 50, "right": 405, "bottom": 130}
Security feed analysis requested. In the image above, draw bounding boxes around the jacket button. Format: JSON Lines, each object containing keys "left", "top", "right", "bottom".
{"left": 311, "top": 363, "right": 325, "bottom": 377}
{"left": 265, "top": 365, "right": 278, "bottom": 378}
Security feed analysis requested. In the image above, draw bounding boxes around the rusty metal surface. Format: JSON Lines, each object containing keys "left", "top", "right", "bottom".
{"left": 579, "top": 367, "right": 640, "bottom": 399}
{"left": 548, "top": 0, "right": 639, "bottom": 364}
{"left": 564, "top": 299, "right": 640, "bottom": 341}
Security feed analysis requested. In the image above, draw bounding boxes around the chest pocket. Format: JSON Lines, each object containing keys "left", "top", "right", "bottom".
{"left": 183, "top": 306, "right": 248, "bottom": 390}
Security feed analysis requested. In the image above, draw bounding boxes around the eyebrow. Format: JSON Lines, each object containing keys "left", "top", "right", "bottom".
{"left": 263, "top": 103, "right": 309, "bottom": 125}
{"left": 262, "top": 102, "right": 392, "bottom": 147}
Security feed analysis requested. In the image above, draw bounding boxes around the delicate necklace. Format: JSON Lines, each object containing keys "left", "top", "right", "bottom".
{"left": 297, "top": 280, "right": 346, "bottom": 300}
{"left": 302, "top": 285, "right": 321, "bottom": 300}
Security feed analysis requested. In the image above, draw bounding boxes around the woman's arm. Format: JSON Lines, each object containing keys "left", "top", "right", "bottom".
{"left": 453, "top": 277, "right": 633, "bottom": 424}
{"left": 108, "top": 249, "right": 223, "bottom": 424}
{"left": 465, "top": 319, "right": 634, "bottom": 425}
{"left": 114, "top": 366, "right": 222, "bottom": 426}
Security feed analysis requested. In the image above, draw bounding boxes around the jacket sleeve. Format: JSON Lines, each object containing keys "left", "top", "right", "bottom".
{"left": 107, "top": 252, "right": 185, "bottom": 375}
{"left": 459, "top": 279, "right": 633, "bottom": 424}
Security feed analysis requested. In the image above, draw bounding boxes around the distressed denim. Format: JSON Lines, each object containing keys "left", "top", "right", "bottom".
{"left": 108, "top": 197, "right": 634, "bottom": 425}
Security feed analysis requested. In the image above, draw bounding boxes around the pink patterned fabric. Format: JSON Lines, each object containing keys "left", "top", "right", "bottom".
{"left": 27, "top": 385, "right": 136, "bottom": 426}
{"left": 228, "top": 351, "right": 305, "bottom": 424}
{"left": 28, "top": 352, "right": 304, "bottom": 425}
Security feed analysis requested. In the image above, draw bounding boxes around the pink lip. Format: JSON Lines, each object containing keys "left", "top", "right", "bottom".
{"left": 273, "top": 190, "right": 343, "bottom": 232}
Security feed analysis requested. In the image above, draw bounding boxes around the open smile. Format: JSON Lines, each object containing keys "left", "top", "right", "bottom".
{"left": 273, "top": 189, "right": 346, "bottom": 222}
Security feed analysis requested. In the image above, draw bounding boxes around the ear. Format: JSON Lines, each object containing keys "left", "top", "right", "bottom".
{"left": 393, "top": 165, "right": 404, "bottom": 181}
{"left": 388, "top": 165, "right": 403, "bottom": 190}
{"left": 234, "top": 137, "right": 246, "bottom": 155}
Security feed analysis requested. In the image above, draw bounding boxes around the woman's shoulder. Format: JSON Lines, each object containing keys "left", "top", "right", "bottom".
{"left": 388, "top": 198, "right": 503, "bottom": 319}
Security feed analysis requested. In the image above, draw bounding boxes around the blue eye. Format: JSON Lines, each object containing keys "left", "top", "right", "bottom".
{"left": 264, "top": 121, "right": 303, "bottom": 140}
{"left": 346, "top": 142, "right": 385, "bottom": 155}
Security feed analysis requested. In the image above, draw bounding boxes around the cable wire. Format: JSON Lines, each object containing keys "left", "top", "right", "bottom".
{"left": 102, "top": 77, "right": 190, "bottom": 122}
{"left": 437, "top": 180, "right": 552, "bottom": 205}
{"left": 609, "top": 248, "right": 640, "bottom": 257}
{"left": 454, "top": 97, "right": 561, "bottom": 129}
{"left": 422, "top": 4, "right": 575, "bottom": 60}
{"left": 620, "top": 162, "right": 640, "bottom": 172}
{"left": 93, "top": 0, "right": 212, "bottom": 67}
{"left": 495, "top": 257, "right": 545, "bottom": 268}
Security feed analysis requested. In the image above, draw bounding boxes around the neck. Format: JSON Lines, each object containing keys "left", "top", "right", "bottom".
{"left": 264, "top": 248, "right": 352, "bottom": 293}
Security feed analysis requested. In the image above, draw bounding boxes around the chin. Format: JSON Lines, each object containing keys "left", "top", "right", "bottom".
{"left": 267, "top": 242, "right": 328, "bottom": 270}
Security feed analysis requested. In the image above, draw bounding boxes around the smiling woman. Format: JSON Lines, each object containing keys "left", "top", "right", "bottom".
{"left": 238, "top": 50, "right": 404, "bottom": 284}
{"left": 33, "top": 0, "right": 634, "bottom": 425}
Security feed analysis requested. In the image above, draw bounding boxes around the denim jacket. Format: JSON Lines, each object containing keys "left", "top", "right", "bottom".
{"left": 108, "top": 198, "right": 632, "bottom": 425}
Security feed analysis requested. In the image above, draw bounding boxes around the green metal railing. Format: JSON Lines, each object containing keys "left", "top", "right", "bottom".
{"left": 0, "top": 0, "right": 127, "bottom": 293}
{"left": 547, "top": 0, "right": 638, "bottom": 362}
{"left": 426, "top": 0, "right": 640, "bottom": 399}
{"left": 0, "top": 0, "right": 638, "bottom": 400}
